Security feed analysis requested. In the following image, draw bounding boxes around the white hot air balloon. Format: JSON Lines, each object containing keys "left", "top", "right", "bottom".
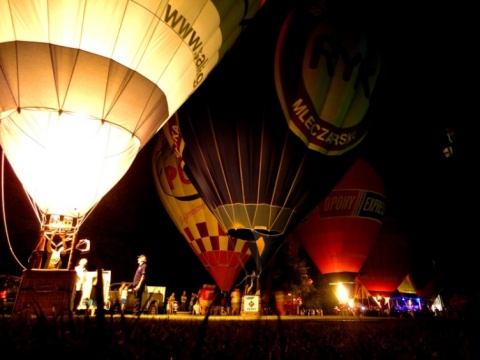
{"left": 0, "top": 0, "right": 262, "bottom": 268}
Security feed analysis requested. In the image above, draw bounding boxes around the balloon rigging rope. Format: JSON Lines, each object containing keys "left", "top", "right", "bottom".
{"left": 1, "top": 152, "right": 27, "bottom": 271}
{"left": 230, "top": 236, "right": 286, "bottom": 292}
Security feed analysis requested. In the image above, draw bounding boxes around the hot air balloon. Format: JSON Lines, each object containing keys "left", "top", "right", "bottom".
{"left": 358, "top": 216, "right": 413, "bottom": 305}
{"left": 152, "top": 117, "right": 251, "bottom": 292}
{"left": 0, "top": 0, "right": 262, "bottom": 268}
{"left": 175, "top": 0, "right": 382, "bottom": 275}
{"left": 293, "top": 158, "right": 386, "bottom": 304}
{"left": 397, "top": 274, "right": 418, "bottom": 297}
{"left": 409, "top": 257, "right": 443, "bottom": 302}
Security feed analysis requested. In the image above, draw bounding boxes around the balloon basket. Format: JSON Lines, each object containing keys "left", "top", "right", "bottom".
{"left": 13, "top": 269, "right": 77, "bottom": 316}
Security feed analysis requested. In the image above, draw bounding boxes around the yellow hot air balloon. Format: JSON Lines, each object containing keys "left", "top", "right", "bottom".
{"left": 0, "top": 0, "right": 262, "bottom": 266}
{"left": 152, "top": 117, "right": 251, "bottom": 291}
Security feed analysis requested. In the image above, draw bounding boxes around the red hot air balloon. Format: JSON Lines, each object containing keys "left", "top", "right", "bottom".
{"left": 358, "top": 216, "right": 413, "bottom": 302}
{"left": 152, "top": 117, "right": 251, "bottom": 291}
{"left": 293, "top": 158, "right": 386, "bottom": 303}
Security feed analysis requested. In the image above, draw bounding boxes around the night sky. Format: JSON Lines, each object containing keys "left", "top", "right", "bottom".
{"left": 0, "top": 0, "right": 477, "bottom": 299}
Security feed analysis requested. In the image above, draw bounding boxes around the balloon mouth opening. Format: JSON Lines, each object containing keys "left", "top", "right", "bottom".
{"left": 324, "top": 272, "right": 358, "bottom": 285}
{"left": 227, "top": 228, "right": 283, "bottom": 241}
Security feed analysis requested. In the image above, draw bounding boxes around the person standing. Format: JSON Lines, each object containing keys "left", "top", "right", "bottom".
{"left": 132, "top": 254, "right": 147, "bottom": 315}
{"left": 189, "top": 292, "right": 198, "bottom": 314}
{"left": 73, "top": 258, "right": 88, "bottom": 313}
{"left": 193, "top": 299, "right": 201, "bottom": 315}
{"left": 167, "top": 292, "right": 176, "bottom": 314}
{"left": 88, "top": 276, "right": 98, "bottom": 316}
{"left": 44, "top": 231, "right": 67, "bottom": 269}
{"left": 198, "top": 284, "right": 215, "bottom": 315}
{"left": 230, "top": 288, "right": 241, "bottom": 315}
{"left": 27, "top": 230, "right": 46, "bottom": 269}
{"left": 69, "top": 238, "right": 91, "bottom": 270}
{"left": 180, "top": 290, "right": 188, "bottom": 311}
{"left": 119, "top": 281, "right": 129, "bottom": 313}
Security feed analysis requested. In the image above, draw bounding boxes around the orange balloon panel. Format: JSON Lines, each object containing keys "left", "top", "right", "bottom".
{"left": 294, "top": 158, "right": 386, "bottom": 282}
{"left": 153, "top": 118, "right": 251, "bottom": 291}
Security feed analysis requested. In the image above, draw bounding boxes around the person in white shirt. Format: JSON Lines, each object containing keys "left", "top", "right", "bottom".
{"left": 73, "top": 258, "right": 88, "bottom": 313}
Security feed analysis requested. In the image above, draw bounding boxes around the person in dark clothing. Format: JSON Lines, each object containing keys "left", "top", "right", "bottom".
{"left": 189, "top": 292, "right": 198, "bottom": 314}
{"left": 132, "top": 254, "right": 147, "bottom": 314}
{"left": 28, "top": 230, "right": 46, "bottom": 269}
{"left": 180, "top": 290, "right": 188, "bottom": 311}
{"left": 88, "top": 276, "right": 98, "bottom": 316}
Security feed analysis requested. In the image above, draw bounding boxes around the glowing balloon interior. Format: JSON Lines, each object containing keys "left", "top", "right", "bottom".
{"left": 0, "top": 0, "right": 262, "bottom": 234}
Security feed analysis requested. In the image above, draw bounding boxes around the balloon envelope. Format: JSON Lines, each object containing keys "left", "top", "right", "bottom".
{"left": 409, "top": 258, "right": 442, "bottom": 300}
{"left": 294, "top": 158, "right": 386, "bottom": 285}
{"left": 177, "top": 0, "right": 382, "bottom": 243}
{"left": 397, "top": 274, "right": 418, "bottom": 297}
{"left": 0, "top": 0, "right": 262, "bottom": 231}
{"left": 152, "top": 117, "right": 251, "bottom": 291}
{"left": 358, "top": 216, "right": 413, "bottom": 298}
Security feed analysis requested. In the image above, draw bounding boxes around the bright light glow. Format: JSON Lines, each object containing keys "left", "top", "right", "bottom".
{"left": 48, "top": 215, "right": 74, "bottom": 231}
{"left": 1, "top": 111, "right": 139, "bottom": 220}
{"left": 373, "top": 294, "right": 390, "bottom": 307}
{"left": 336, "top": 283, "right": 350, "bottom": 304}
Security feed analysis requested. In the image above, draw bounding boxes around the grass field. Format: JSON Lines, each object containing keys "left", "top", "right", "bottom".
{"left": 0, "top": 312, "right": 477, "bottom": 359}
